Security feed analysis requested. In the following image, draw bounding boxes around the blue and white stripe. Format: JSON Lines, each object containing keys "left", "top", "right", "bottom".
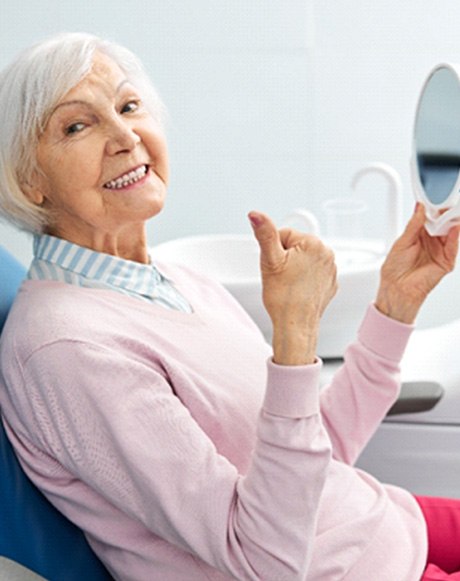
{"left": 28, "top": 234, "right": 192, "bottom": 313}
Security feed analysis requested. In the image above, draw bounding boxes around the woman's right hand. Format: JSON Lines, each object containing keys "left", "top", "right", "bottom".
{"left": 249, "top": 211, "right": 338, "bottom": 365}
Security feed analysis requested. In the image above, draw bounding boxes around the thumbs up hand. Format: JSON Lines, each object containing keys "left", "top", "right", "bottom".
{"left": 249, "top": 211, "right": 337, "bottom": 365}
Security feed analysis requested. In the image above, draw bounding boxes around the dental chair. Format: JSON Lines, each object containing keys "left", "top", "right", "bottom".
{"left": 0, "top": 245, "right": 112, "bottom": 580}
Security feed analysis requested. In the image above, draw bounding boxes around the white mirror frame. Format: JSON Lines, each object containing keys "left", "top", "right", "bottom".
{"left": 412, "top": 62, "right": 460, "bottom": 236}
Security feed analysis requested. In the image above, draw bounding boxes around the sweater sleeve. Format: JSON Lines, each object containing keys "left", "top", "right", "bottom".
{"left": 20, "top": 340, "right": 331, "bottom": 581}
{"left": 319, "top": 304, "right": 414, "bottom": 465}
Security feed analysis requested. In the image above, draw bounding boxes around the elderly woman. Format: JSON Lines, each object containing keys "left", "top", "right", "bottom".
{"left": 0, "top": 32, "right": 459, "bottom": 581}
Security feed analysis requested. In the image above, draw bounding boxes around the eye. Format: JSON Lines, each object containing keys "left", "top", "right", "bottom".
{"left": 65, "top": 122, "right": 86, "bottom": 136}
{"left": 121, "top": 100, "right": 140, "bottom": 114}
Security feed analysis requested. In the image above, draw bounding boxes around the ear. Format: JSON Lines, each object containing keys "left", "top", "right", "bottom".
{"left": 20, "top": 170, "right": 47, "bottom": 206}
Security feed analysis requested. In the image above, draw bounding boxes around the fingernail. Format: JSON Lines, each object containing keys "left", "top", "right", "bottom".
{"left": 248, "top": 213, "right": 263, "bottom": 228}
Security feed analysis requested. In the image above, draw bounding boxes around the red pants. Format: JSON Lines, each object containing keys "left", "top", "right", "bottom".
{"left": 416, "top": 496, "right": 460, "bottom": 580}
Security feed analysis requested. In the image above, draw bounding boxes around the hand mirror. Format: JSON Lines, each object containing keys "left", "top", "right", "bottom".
{"left": 412, "top": 63, "right": 460, "bottom": 235}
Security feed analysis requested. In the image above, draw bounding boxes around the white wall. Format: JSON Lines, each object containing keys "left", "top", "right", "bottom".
{"left": 0, "top": 0, "right": 316, "bottom": 263}
{"left": 1, "top": 0, "right": 460, "bottom": 328}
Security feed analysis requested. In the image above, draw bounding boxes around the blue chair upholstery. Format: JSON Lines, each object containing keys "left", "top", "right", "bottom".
{"left": 0, "top": 246, "right": 112, "bottom": 580}
{"left": 0, "top": 245, "right": 25, "bottom": 331}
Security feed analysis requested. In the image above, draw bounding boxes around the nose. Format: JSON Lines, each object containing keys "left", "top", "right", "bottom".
{"left": 105, "top": 117, "right": 140, "bottom": 155}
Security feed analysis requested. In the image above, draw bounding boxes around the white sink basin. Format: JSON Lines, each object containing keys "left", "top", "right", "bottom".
{"left": 153, "top": 234, "right": 384, "bottom": 358}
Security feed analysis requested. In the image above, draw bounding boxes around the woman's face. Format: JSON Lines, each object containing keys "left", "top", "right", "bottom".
{"left": 29, "top": 51, "right": 169, "bottom": 255}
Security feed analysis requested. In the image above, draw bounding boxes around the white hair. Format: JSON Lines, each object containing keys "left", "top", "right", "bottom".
{"left": 0, "top": 32, "right": 166, "bottom": 233}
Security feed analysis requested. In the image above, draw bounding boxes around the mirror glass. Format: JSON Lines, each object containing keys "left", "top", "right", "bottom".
{"left": 414, "top": 66, "right": 460, "bottom": 205}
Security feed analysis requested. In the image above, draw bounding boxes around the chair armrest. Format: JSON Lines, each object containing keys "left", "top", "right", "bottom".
{"left": 386, "top": 381, "right": 444, "bottom": 416}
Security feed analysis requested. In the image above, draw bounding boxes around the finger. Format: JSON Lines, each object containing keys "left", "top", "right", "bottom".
{"left": 397, "top": 202, "right": 426, "bottom": 246}
{"left": 248, "top": 211, "right": 286, "bottom": 267}
{"left": 278, "top": 227, "right": 315, "bottom": 249}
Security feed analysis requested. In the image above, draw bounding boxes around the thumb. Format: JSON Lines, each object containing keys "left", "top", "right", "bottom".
{"left": 248, "top": 211, "right": 286, "bottom": 267}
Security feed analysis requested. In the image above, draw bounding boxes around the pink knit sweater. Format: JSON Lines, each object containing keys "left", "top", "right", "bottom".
{"left": 0, "top": 263, "right": 427, "bottom": 580}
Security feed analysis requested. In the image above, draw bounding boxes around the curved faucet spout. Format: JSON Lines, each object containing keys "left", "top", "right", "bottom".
{"left": 351, "top": 162, "right": 404, "bottom": 251}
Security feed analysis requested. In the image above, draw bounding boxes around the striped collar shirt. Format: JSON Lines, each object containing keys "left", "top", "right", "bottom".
{"left": 28, "top": 234, "right": 193, "bottom": 313}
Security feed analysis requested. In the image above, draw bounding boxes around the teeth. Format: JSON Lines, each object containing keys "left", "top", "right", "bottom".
{"left": 104, "top": 165, "right": 147, "bottom": 189}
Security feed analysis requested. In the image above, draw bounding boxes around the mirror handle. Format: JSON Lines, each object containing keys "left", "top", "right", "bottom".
{"left": 424, "top": 206, "right": 460, "bottom": 236}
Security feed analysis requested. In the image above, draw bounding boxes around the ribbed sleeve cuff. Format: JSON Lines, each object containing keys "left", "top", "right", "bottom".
{"left": 358, "top": 304, "right": 414, "bottom": 362}
{"left": 263, "top": 357, "right": 323, "bottom": 418}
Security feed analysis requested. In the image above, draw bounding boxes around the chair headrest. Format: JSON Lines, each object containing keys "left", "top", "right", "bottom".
{"left": 0, "top": 246, "right": 27, "bottom": 333}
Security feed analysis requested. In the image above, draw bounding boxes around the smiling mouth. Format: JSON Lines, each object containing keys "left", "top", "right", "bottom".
{"left": 104, "top": 165, "right": 149, "bottom": 190}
